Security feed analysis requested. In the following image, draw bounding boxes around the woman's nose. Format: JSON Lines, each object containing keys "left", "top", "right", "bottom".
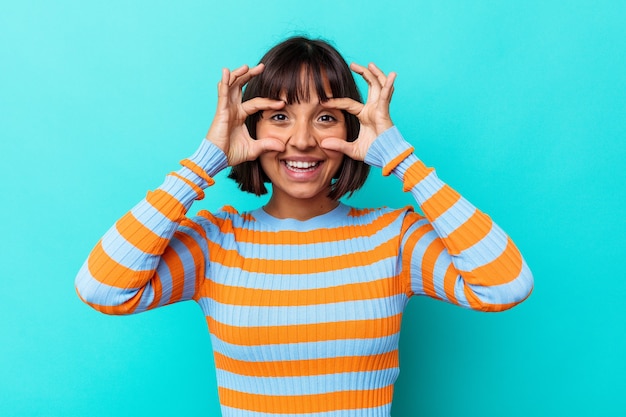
{"left": 287, "top": 122, "right": 317, "bottom": 150}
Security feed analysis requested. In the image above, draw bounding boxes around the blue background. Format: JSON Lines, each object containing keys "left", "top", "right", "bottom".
{"left": 1, "top": 1, "right": 624, "bottom": 416}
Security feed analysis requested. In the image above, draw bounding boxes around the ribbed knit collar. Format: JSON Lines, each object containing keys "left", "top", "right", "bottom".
{"left": 249, "top": 203, "right": 352, "bottom": 231}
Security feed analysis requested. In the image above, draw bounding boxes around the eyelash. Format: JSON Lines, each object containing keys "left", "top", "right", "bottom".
{"left": 268, "top": 113, "right": 337, "bottom": 122}
{"left": 319, "top": 114, "right": 336, "bottom": 122}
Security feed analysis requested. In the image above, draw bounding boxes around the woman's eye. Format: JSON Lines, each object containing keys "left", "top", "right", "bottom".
{"left": 319, "top": 114, "right": 336, "bottom": 122}
{"left": 270, "top": 113, "right": 288, "bottom": 121}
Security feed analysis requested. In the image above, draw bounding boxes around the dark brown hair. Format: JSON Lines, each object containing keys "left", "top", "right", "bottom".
{"left": 228, "top": 36, "right": 370, "bottom": 200}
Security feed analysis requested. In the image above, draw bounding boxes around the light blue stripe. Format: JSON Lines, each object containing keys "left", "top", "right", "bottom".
{"left": 168, "top": 232, "right": 205, "bottom": 301}
{"left": 406, "top": 227, "right": 440, "bottom": 296}
{"left": 431, "top": 245, "right": 455, "bottom": 302}
{"left": 153, "top": 254, "right": 174, "bottom": 308}
{"left": 408, "top": 169, "right": 445, "bottom": 203}
{"left": 453, "top": 220, "right": 509, "bottom": 273}
{"left": 100, "top": 227, "right": 157, "bottom": 271}
{"left": 468, "top": 259, "right": 533, "bottom": 305}
{"left": 130, "top": 200, "right": 180, "bottom": 238}
{"left": 430, "top": 198, "right": 477, "bottom": 238}
{"left": 159, "top": 173, "right": 201, "bottom": 204}
{"left": 243, "top": 203, "right": 354, "bottom": 232}
{"left": 177, "top": 225, "right": 211, "bottom": 297}
{"left": 199, "top": 295, "right": 406, "bottom": 327}
{"left": 204, "top": 219, "right": 404, "bottom": 262}
{"left": 216, "top": 369, "right": 399, "bottom": 396}
{"left": 75, "top": 262, "right": 155, "bottom": 309}
{"left": 210, "top": 333, "right": 400, "bottom": 362}
{"left": 220, "top": 403, "right": 391, "bottom": 417}
{"left": 451, "top": 277, "right": 470, "bottom": 308}
{"left": 209, "top": 257, "right": 397, "bottom": 291}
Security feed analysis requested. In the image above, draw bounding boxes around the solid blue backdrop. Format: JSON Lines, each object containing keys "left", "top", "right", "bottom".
{"left": 1, "top": 1, "right": 624, "bottom": 416}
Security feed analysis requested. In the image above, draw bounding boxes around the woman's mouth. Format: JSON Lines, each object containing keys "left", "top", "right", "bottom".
{"left": 283, "top": 160, "right": 321, "bottom": 172}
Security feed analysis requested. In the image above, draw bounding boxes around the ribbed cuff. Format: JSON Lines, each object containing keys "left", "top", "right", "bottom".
{"left": 364, "top": 126, "right": 414, "bottom": 174}
{"left": 177, "top": 139, "right": 229, "bottom": 190}
{"left": 186, "top": 139, "right": 229, "bottom": 178}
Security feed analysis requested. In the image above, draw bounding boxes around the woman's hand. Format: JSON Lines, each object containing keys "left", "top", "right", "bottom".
{"left": 320, "top": 62, "right": 396, "bottom": 161}
{"left": 205, "top": 64, "right": 286, "bottom": 166}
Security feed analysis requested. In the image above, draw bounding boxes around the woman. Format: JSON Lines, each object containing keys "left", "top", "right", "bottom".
{"left": 76, "top": 36, "right": 533, "bottom": 416}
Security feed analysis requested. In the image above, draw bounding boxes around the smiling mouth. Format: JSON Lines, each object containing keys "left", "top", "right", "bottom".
{"left": 283, "top": 160, "right": 321, "bottom": 172}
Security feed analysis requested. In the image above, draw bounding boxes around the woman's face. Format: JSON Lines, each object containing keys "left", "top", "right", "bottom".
{"left": 256, "top": 85, "right": 347, "bottom": 211}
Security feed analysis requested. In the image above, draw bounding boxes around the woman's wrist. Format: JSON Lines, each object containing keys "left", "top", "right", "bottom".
{"left": 364, "top": 126, "right": 414, "bottom": 175}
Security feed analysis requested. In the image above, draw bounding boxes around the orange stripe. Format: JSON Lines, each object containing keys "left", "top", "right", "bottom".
{"left": 213, "top": 350, "right": 398, "bottom": 377}
{"left": 463, "top": 284, "right": 483, "bottom": 310}
{"left": 442, "top": 263, "right": 459, "bottom": 305}
{"left": 207, "top": 314, "right": 402, "bottom": 346}
{"left": 218, "top": 385, "right": 394, "bottom": 414}
{"left": 382, "top": 147, "right": 414, "bottom": 176}
{"left": 180, "top": 218, "right": 208, "bottom": 240}
{"left": 145, "top": 189, "right": 186, "bottom": 222}
{"left": 198, "top": 208, "right": 404, "bottom": 244}
{"left": 160, "top": 245, "right": 185, "bottom": 304}
{"left": 241, "top": 212, "right": 256, "bottom": 222}
{"left": 441, "top": 209, "right": 493, "bottom": 255}
{"left": 116, "top": 211, "right": 170, "bottom": 255}
{"left": 421, "top": 185, "right": 461, "bottom": 222}
{"left": 207, "top": 238, "right": 398, "bottom": 275}
{"left": 180, "top": 158, "right": 215, "bottom": 186}
{"left": 402, "top": 160, "right": 434, "bottom": 192}
{"left": 420, "top": 237, "right": 445, "bottom": 299}
{"left": 400, "top": 219, "right": 433, "bottom": 296}
{"left": 147, "top": 271, "right": 164, "bottom": 309}
{"left": 169, "top": 172, "right": 205, "bottom": 200}
{"left": 168, "top": 230, "right": 206, "bottom": 302}
{"left": 75, "top": 286, "right": 140, "bottom": 315}
{"left": 88, "top": 241, "right": 154, "bottom": 288}
{"left": 348, "top": 207, "right": 377, "bottom": 216}
{"left": 221, "top": 205, "right": 238, "bottom": 215}
{"left": 199, "top": 276, "right": 401, "bottom": 306}
{"left": 461, "top": 237, "right": 523, "bottom": 286}
{"left": 463, "top": 284, "right": 530, "bottom": 312}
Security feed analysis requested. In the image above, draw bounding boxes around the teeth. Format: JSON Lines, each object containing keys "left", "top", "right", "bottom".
{"left": 285, "top": 160, "right": 319, "bottom": 169}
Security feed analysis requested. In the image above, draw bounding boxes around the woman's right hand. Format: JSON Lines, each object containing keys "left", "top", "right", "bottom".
{"left": 205, "top": 64, "right": 286, "bottom": 166}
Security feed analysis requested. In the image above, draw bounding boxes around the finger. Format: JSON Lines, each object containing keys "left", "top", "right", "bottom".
{"left": 241, "top": 97, "right": 285, "bottom": 115}
{"left": 351, "top": 62, "right": 383, "bottom": 89}
{"left": 320, "top": 137, "right": 360, "bottom": 159}
{"left": 215, "top": 68, "right": 233, "bottom": 111}
{"left": 231, "top": 63, "right": 265, "bottom": 88}
{"left": 217, "top": 67, "right": 230, "bottom": 93}
{"left": 322, "top": 97, "right": 364, "bottom": 116}
{"left": 350, "top": 62, "right": 367, "bottom": 77}
{"left": 350, "top": 63, "right": 381, "bottom": 103}
{"left": 368, "top": 63, "right": 389, "bottom": 90}
{"left": 247, "top": 137, "right": 285, "bottom": 159}
{"left": 380, "top": 71, "right": 397, "bottom": 103}
{"left": 228, "top": 64, "right": 250, "bottom": 86}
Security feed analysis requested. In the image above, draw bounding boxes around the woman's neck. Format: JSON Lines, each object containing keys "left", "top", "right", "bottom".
{"left": 263, "top": 193, "right": 339, "bottom": 221}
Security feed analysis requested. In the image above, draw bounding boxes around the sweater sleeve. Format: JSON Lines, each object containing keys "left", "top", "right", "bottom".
{"left": 74, "top": 139, "right": 229, "bottom": 315}
{"left": 365, "top": 127, "right": 533, "bottom": 312}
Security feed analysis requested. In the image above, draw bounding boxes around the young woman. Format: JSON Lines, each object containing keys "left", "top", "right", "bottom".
{"left": 76, "top": 36, "right": 533, "bottom": 416}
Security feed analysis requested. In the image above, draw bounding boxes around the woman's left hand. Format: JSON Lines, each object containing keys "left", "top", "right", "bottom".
{"left": 320, "top": 62, "right": 396, "bottom": 161}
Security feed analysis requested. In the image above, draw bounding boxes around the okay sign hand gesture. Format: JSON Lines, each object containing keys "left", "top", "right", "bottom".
{"left": 321, "top": 62, "right": 396, "bottom": 161}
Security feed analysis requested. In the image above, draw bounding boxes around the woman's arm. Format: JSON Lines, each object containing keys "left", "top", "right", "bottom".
{"left": 322, "top": 62, "right": 533, "bottom": 312}
{"left": 75, "top": 64, "right": 285, "bottom": 315}
{"left": 366, "top": 127, "right": 533, "bottom": 311}
{"left": 74, "top": 140, "right": 228, "bottom": 314}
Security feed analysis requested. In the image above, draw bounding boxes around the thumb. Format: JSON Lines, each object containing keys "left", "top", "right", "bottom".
{"left": 320, "top": 138, "right": 360, "bottom": 160}
{"left": 247, "top": 137, "right": 285, "bottom": 160}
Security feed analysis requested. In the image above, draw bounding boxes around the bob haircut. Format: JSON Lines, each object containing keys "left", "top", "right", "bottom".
{"left": 228, "top": 36, "right": 370, "bottom": 200}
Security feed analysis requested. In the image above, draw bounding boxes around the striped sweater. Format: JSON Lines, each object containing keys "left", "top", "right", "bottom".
{"left": 75, "top": 127, "right": 533, "bottom": 416}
